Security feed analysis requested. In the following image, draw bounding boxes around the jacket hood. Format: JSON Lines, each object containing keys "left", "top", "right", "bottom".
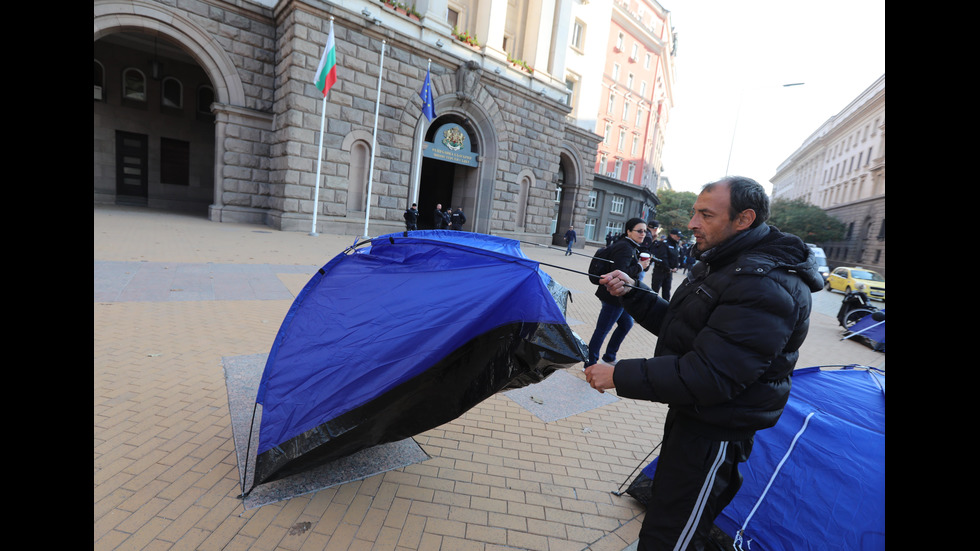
{"left": 696, "top": 224, "right": 824, "bottom": 292}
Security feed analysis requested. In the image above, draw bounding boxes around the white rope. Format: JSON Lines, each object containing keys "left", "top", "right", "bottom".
{"left": 733, "top": 411, "right": 816, "bottom": 550}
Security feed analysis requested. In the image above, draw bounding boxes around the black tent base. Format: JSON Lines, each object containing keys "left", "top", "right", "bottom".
{"left": 621, "top": 471, "right": 736, "bottom": 550}
{"left": 222, "top": 353, "right": 430, "bottom": 510}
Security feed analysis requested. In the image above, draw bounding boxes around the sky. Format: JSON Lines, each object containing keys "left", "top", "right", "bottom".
{"left": 659, "top": 0, "right": 885, "bottom": 194}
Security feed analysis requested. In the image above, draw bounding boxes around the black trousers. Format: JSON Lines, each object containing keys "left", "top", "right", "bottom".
{"left": 649, "top": 268, "right": 674, "bottom": 300}
{"left": 638, "top": 411, "right": 754, "bottom": 551}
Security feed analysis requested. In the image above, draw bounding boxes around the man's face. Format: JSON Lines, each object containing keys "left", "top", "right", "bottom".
{"left": 688, "top": 183, "right": 751, "bottom": 252}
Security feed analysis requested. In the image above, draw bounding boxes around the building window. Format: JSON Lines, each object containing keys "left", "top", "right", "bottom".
{"left": 618, "top": 129, "right": 626, "bottom": 151}
{"left": 622, "top": 100, "right": 630, "bottom": 121}
{"left": 626, "top": 73, "right": 634, "bottom": 90}
{"left": 631, "top": 135, "right": 639, "bottom": 156}
{"left": 616, "top": 32, "right": 624, "bottom": 50}
{"left": 571, "top": 20, "right": 585, "bottom": 50}
{"left": 94, "top": 60, "right": 105, "bottom": 101}
{"left": 585, "top": 217, "right": 597, "bottom": 240}
{"left": 612, "top": 63, "right": 620, "bottom": 82}
{"left": 627, "top": 162, "right": 636, "bottom": 183}
{"left": 611, "top": 195, "right": 625, "bottom": 214}
{"left": 162, "top": 77, "right": 183, "bottom": 108}
{"left": 606, "top": 221, "right": 624, "bottom": 237}
{"left": 607, "top": 91, "right": 615, "bottom": 114}
{"left": 122, "top": 68, "right": 147, "bottom": 102}
{"left": 564, "top": 75, "right": 579, "bottom": 112}
{"left": 603, "top": 123, "right": 612, "bottom": 144}
{"left": 447, "top": 7, "right": 459, "bottom": 27}
{"left": 197, "top": 85, "right": 214, "bottom": 114}
{"left": 160, "top": 138, "right": 190, "bottom": 186}
{"left": 613, "top": 160, "right": 623, "bottom": 180}
{"left": 588, "top": 190, "right": 598, "bottom": 209}
{"left": 644, "top": 53, "right": 651, "bottom": 68}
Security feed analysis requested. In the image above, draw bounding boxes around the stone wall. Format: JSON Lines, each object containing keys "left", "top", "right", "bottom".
{"left": 95, "top": 0, "right": 601, "bottom": 237}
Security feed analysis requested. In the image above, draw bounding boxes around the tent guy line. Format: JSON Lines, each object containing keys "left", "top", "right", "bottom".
{"left": 346, "top": 232, "right": 656, "bottom": 295}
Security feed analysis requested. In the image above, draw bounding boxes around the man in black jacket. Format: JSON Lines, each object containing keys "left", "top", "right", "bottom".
{"left": 433, "top": 204, "right": 446, "bottom": 229}
{"left": 450, "top": 207, "right": 466, "bottom": 230}
{"left": 649, "top": 228, "right": 682, "bottom": 300}
{"left": 585, "top": 177, "right": 823, "bottom": 550}
{"left": 404, "top": 203, "right": 419, "bottom": 231}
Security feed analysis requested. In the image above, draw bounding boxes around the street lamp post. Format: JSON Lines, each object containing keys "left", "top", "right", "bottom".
{"left": 725, "top": 82, "right": 805, "bottom": 176}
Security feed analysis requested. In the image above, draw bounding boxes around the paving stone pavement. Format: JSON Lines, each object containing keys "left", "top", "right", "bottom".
{"left": 94, "top": 204, "right": 884, "bottom": 550}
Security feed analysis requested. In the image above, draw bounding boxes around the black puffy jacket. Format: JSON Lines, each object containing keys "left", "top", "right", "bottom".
{"left": 595, "top": 236, "right": 643, "bottom": 306}
{"left": 613, "top": 224, "right": 824, "bottom": 439}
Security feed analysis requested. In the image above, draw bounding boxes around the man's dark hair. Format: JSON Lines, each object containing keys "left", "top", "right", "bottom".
{"left": 702, "top": 176, "right": 769, "bottom": 228}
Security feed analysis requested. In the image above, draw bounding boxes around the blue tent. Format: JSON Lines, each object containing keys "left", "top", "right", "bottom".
{"left": 846, "top": 309, "right": 885, "bottom": 351}
{"left": 248, "top": 231, "right": 587, "bottom": 489}
{"left": 627, "top": 366, "right": 885, "bottom": 550}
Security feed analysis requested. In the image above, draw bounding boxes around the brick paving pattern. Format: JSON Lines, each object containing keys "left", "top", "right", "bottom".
{"left": 94, "top": 205, "right": 884, "bottom": 550}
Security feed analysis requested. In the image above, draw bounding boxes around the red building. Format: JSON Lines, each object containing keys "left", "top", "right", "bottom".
{"left": 595, "top": 0, "right": 675, "bottom": 191}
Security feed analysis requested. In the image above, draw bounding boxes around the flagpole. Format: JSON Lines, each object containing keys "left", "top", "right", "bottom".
{"left": 412, "top": 59, "right": 431, "bottom": 206}
{"left": 310, "top": 94, "right": 326, "bottom": 236}
{"left": 310, "top": 16, "right": 336, "bottom": 236}
{"left": 363, "top": 40, "right": 386, "bottom": 238}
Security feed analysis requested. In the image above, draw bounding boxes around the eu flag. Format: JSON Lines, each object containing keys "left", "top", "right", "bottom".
{"left": 419, "top": 67, "right": 436, "bottom": 122}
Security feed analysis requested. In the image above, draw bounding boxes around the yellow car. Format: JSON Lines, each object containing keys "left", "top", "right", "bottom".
{"left": 826, "top": 266, "right": 885, "bottom": 301}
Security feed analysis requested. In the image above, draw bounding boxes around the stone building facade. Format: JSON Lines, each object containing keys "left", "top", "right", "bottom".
{"left": 770, "top": 74, "right": 885, "bottom": 276}
{"left": 94, "top": 0, "right": 602, "bottom": 243}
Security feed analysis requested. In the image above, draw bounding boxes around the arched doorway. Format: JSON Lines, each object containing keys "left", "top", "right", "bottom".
{"left": 417, "top": 114, "right": 482, "bottom": 231}
{"left": 94, "top": 31, "right": 217, "bottom": 213}
{"left": 94, "top": 0, "right": 258, "bottom": 221}
{"left": 551, "top": 151, "right": 582, "bottom": 246}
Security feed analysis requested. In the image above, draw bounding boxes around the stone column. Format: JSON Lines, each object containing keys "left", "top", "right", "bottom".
{"left": 209, "top": 102, "right": 274, "bottom": 225}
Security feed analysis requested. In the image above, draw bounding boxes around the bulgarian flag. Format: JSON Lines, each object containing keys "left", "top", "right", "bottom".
{"left": 314, "top": 20, "right": 337, "bottom": 97}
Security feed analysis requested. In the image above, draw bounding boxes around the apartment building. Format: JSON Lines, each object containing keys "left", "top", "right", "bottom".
{"left": 770, "top": 74, "right": 885, "bottom": 276}
{"left": 562, "top": 0, "right": 676, "bottom": 243}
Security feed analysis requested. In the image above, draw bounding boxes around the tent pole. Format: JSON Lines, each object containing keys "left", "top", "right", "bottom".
{"left": 239, "top": 402, "right": 260, "bottom": 498}
{"left": 611, "top": 440, "right": 661, "bottom": 496}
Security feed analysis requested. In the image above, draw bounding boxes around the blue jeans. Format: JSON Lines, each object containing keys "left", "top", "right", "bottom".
{"left": 588, "top": 301, "right": 634, "bottom": 364}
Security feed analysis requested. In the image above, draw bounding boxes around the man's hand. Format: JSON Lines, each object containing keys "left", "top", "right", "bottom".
{"left": 599, "top": 270, "right": 635, "bottom": 297}
{"left": 584, "top": 362, "right": 616, "bottom": 393}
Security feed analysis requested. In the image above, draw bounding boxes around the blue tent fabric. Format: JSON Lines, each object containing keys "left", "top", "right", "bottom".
{"left": 847, "top": 309, "right": 885, "bottom": 351}
{"left": 628, "top": 366, "right": 884, "bottom": 550}
{"left": 250, "top": 231, "right": 587, "bottom": 488}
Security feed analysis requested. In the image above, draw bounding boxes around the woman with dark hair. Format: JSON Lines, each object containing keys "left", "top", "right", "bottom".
{"left": 587, "top": 217, "right": 650, "bottom": 366}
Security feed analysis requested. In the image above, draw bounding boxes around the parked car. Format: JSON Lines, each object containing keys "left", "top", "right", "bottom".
{"left": 826, "top": 266, "right": 885, "bottom": 301}
{"left": 806, "top": 243, "right": 829, "bottom": 283}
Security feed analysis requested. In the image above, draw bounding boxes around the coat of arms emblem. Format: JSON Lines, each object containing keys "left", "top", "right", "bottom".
{"left": 442, "top": 127, "right": 466, "bottom": 151}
